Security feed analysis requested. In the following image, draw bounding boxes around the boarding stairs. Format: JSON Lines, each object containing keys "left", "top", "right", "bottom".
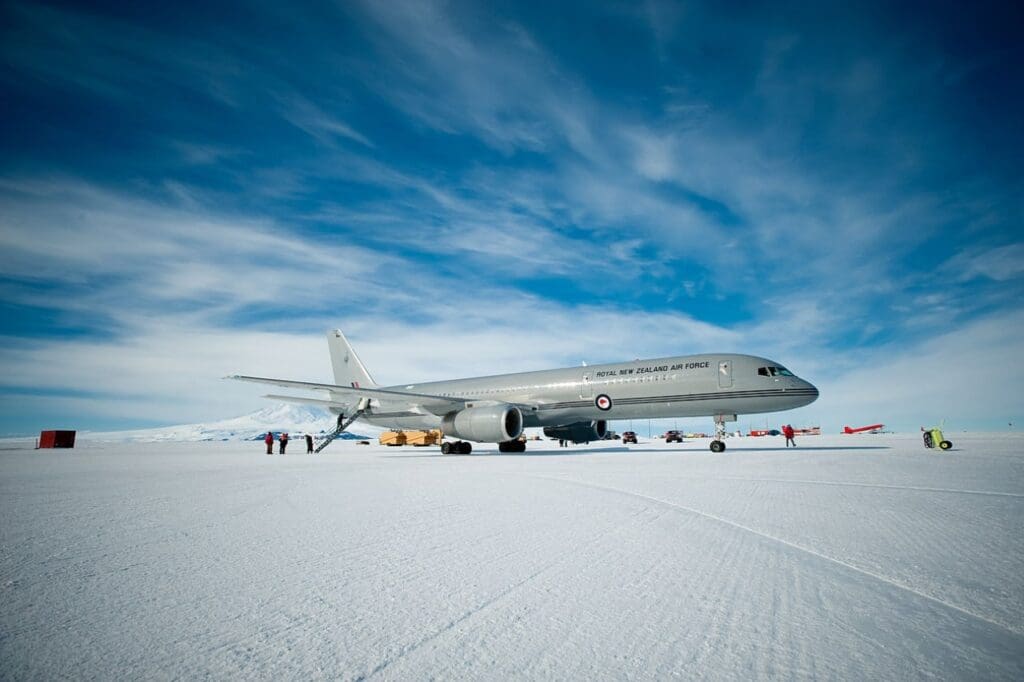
{"left": 314, "top": 408, "right": 366, "bottom": 453}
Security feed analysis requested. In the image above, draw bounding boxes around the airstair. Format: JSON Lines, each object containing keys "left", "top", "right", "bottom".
{"left": 314, "top": 408, "right": 366, "bottom": 453}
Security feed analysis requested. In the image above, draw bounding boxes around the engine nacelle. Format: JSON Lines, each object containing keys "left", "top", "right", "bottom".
{"left": 543, "top": 420, "right": 607, "bottom": 444}
{"left": 441, "top": 405, "right": 524, "bottom": 443}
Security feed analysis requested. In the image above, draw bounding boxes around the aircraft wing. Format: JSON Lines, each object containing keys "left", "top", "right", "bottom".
{"left": 226, "top": 374, "right": 467, "bottom": 416}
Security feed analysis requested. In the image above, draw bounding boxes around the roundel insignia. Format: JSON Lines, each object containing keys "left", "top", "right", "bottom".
{"left": 595, "top": 394, "right": 613, "bottom": 411}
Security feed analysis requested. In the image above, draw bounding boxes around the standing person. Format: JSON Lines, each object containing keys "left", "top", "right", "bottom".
{"left": 279, "top": 432, "right": 289, "bottom": 455}
{"left": 783, "top": 424, "right": 796, "bottom": 447}
{"left": 264, "top": 431, "right": 274, "bottom": 455}
{"left": 305, "top": 433, "right": 314, "bottom": 454}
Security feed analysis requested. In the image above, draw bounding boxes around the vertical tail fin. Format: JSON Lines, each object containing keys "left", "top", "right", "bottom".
{"left": 327, "top": 329, "right": 377, "bottom": 388}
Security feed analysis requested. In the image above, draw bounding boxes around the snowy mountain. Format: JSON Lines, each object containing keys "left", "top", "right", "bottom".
{"left": 78, "top": 403, "right": 381, "bottom": 442}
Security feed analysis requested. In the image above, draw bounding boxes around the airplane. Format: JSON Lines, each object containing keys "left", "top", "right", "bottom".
{"left": 229, "top": 329, "right": 819, "bottom": 454}
{"left": 843, "top": 424, "right": 884, "bottom": 434}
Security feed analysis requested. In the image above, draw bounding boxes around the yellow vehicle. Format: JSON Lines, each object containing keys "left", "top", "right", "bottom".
{"left": 379, "top": 430, "right": 407, "bottom": 446}
{"left": 922, "top": 427, "right": 952, "bottom": 450}
{"left": 379, "top": 429, "right": 443, "bottom": 447}
{"left": 405, "top": 429, "right": 443, "bottom": 447}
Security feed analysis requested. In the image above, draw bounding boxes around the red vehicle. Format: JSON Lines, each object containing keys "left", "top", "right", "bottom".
{"left": 665, "top": 430, "right": 683, "bottom": 443}
{"left": 622, "top": 431, "right": 637, "bottom": 444}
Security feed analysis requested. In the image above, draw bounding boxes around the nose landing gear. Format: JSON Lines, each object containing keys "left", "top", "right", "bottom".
{"left": 711, "top": 414, "right": 735, "bottom": 453}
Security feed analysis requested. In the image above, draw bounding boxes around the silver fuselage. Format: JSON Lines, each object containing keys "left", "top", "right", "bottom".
{"left": 351, "top": 353, "right": 818, "bottom": 430}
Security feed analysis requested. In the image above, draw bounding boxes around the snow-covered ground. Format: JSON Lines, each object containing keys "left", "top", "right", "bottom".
{"left": 2, "top": 433, "right": 1022, "bottom": 679}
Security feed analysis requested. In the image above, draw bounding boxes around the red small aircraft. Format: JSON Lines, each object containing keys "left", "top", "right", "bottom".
{"left": 843, "top": 424, "right": 884, "bottom": 434}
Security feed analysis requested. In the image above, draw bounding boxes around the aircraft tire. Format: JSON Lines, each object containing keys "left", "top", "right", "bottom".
{"left": 940, "top": 440, "right": 953, "bottom": 450}
{"left": 458, "top": 441, "right": 472, "bottom": 455}
{"left": 441, "top": 442, "right": 453, "bottom": 455}
{"left": 710, "top": 440, "right": 726, "bottom": 453}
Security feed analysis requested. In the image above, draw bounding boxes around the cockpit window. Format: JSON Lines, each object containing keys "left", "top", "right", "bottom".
{"left": 759, "top": 366, "right": 795, "bottom": 377}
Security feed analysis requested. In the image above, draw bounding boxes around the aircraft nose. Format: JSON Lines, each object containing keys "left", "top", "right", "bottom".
{"left": 801, "top": 379, "right": 820, "bottom": 403}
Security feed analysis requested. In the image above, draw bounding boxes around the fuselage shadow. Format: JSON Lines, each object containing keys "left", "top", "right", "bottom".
{"left": 383, "top": 444, "right": 892, "bottom": 458}
{"left": 383, "top": 446, "right": 632, "bottom": 458}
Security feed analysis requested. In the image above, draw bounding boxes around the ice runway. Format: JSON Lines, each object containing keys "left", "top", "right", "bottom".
{"left": 2, "top": 434, "right": 1023, "bottom": 679}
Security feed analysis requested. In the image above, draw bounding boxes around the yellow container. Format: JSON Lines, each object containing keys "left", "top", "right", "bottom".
{"left": 379, "top": 430, "right": 408, "bottom": 446}
{"left": 406, "top": 429, "right": 443, "bottom": 446}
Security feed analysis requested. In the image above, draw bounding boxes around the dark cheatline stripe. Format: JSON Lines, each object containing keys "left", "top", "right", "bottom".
{"left": 618, "top": 390, "right": 818, "bottom": 405}
{"left": 539, "top": 389, "right": 817, "bottom": 411}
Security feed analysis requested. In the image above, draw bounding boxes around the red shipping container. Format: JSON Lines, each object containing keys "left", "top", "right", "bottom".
{"left": 39, "top": 430, "right": 76, "bottom": 448}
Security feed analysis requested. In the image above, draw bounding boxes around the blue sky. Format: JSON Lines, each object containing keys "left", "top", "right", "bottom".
{"left": 1, "top": 0, "right": 1021, "bottom": 435}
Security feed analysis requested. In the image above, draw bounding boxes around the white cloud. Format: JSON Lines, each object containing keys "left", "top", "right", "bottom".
{"left": 279, "top": 93, "right": 375, "bottom": 148}
{"left": 352, "top": 0, "right": 602, "bottom": 159}
{"left": 811, "top": 310, "right": 1024, "bottom": 431}
{"left": 0, "top": 178, "right": 412, "bottom": 326}
{"left": 948, "top": 243, "right": 1024, "bottom": 282}
{"left": 623, "top": 127, "right": 678, "bottom": 182}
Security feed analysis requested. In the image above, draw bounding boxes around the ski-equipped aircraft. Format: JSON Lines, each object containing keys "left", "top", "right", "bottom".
{"left": 229, "top": 329, "right": 819, "bottom": 454}
{"left": 843, "top": 424, "right": 884, "bottom": 434}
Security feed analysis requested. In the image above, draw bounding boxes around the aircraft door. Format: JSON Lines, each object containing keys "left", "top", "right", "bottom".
{"left": 718, "top": 360, "right": 733, "bottom": 388}
{"left": 580, "top": 372, "right": 593, "bottom": 398}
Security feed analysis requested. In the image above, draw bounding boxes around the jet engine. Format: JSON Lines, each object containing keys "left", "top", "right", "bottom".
{"left": 543, "top": 420, "right": 607, "bottom": 444}
{"left": 441, "top": 404, "right": 523, "bottom": 443}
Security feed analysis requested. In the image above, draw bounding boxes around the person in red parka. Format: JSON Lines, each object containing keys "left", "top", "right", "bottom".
{"left": 783, "top": 424, "right": 796, "bottom": 447}
{"left": 264, "top": 431, "right": 274, "bottom": 455}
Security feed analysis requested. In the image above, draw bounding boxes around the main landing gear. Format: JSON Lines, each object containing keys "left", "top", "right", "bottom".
{"left": 710, "top": 413, "right": 735, "bottom": 453}
{"left": 498, "top": 440, "right": 527, "bottom": 453}
{"left": 440, "top": 440, "right": 472, "bottom": 455}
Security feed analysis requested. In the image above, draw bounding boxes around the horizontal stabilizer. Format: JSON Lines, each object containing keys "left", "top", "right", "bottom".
{"left": 226, "top": 374, "right": 467, "bottom": 416}
{"left": 228, "top": 374, "right": 462, "bottom": 402}
{"left": 262, "top": 394, "right": 352, "bottom": 409}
